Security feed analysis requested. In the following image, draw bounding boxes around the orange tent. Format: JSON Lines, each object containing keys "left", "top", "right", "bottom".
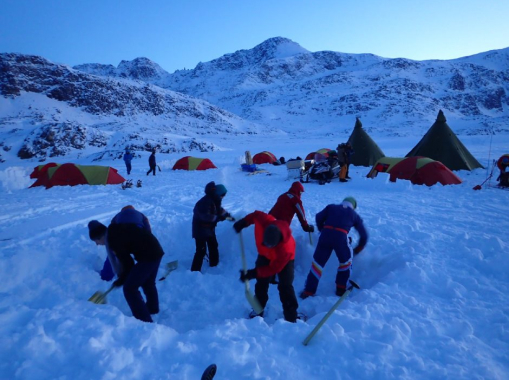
{"left": 305, "top": 148, "right": 331, "bottom": 160}
{"left": 252, "top": 151, "right": 277, "bottom": 164}
{"left": 172, "top": 156, "right": 217, "bottom": 171}
{"left": 30, "top": 163, "right": 125, "bottom": 189}
{"left": 367, "top": 156, "right": 462, "bottom": 186}
{"left": 29, "top": 162, "right": 59, "bottom": 179}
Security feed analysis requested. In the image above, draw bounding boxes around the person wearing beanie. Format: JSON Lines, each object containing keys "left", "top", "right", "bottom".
{"left": 300, "top": 196, "right": 368, "bottom": 299}
{"left": 269, "top": 181, "right": 314, "bottom": 233}
{"left": 88, "top": 206, "right": 152, "bottom": 281}
{"left": 191, "top": 181, "right": 233, "bottom": 272}
{"left": 233, "top": 211, "right": 300, "bottom": 323}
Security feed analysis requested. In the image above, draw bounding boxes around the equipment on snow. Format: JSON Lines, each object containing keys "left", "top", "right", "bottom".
{"left": 239, "top": 232, "right": 264, "bottom": 315}
{"left": 157, "top": 165, "right": 161, "bottom": 172}
{"left": 158, "top": 260, "right": 179, "bottom": 281}
{"left": 121, "top": 179, "right": 133, "bottom": 190}
{"left": 473, "top": 159, "right": 497, "bottom": 190}
{"left": 136, "top": 180, "right": 142, "bottom": 188}
{"left": 201, "top": 364, "right": 217, "bottom": 380}
{"left": 88, "top": 283, "right": 116, "bottom": 304}
{"left": 302, "top": 280, "right": 360, "bottom": 346}
{"left": 300, "top": 156, "right": 341, "bottom": 185}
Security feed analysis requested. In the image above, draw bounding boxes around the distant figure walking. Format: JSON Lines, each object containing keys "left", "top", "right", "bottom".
{"left": 147, "top": 149, "right": 156, "bottom": 176}
{"left": 123, "top": 148, "right": 134, "bottom": 175}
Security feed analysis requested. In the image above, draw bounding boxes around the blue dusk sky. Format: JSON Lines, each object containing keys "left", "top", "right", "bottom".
{"left": 1, "top": 0, "right": 508, "bottom": 73}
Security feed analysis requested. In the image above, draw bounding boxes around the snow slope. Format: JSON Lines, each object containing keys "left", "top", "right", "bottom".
{"left": 0, "top": 135, "right": 508, "bottom": 380}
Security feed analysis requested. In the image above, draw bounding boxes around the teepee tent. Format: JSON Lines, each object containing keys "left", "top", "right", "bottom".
{"left": 30, "top": 164, "right": 125, "bottom": 189}
{"left": 252, "top": 151, "right": 277, "bottom": 165}
{"left": 347, "top": 118, "right": 385, "bottom": 166}
{"left": 406, "top": 110, "right": 483, "bottom": 171}
{"left": 172, "top": 156, "right": 217, "bottom": 171}
{"left": 367, "top": 156, "right": 462, "bottom": 186}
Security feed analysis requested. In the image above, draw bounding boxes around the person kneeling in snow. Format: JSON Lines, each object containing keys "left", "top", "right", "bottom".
{"left": 300, "top": 196, "right": 368, "bottom": 299}
{"left": 88, "top": 219, "right": 164, "bottom": 323}
{"left": 233, "top": 211, "right": 300, "bottom": 322}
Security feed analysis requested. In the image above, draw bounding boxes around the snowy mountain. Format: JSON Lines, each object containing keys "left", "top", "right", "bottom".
{"left": 75, "top": 37, "right": 509, "bottom": 137}
{"left": 1, "top": 37, "right": 508, "bottom": 164}
{"left": 0, "top": 53, "right": 263, "bottom": 163}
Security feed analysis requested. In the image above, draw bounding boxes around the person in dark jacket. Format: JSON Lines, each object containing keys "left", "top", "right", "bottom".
{"left": 300, "top": 196, "right": 368, "bottom": 299}
{"left": 89, "top": 205, "right": 152, "bottom": 281}
{"left": 269, "top": 181, "right": 314, "bottom": 233}
{"left": 147, "top": 149, "right": 156, "bottom": 176}
{"left": 191, "top": 181, "right": 232, "bottom": 272}
{"left": 123, "top": 149, "right": 134, "bottom": 175}
{"left": 234, "top": 211, "right": 300, "bottom": 322}
{"left": 89, "top": 221, "right": 164, "bottom": 323}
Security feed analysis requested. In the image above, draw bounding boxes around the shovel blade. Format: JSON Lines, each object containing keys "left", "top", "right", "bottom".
{"left": 88, "top": 291, "right": 107, "bottom": 304}
{"left": 166, "top": 260, "right": 178, "bottom": 271}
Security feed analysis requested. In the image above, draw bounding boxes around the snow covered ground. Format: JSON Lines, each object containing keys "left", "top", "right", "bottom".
{"left": 0, "top": 135, "right": 508, "bottom": 380}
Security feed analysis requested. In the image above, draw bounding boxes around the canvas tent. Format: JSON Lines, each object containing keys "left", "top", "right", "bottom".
{"left": 347, "top": 118, "right": 385, "bottom": 166}
{"left": 30, "top": 163, "right": 125, "bottom": 189}
{"left": 252, "top": 151, "right": 277, "bottom": 165}
{"left": 172, "top": 156, "right": 217, "bottom": 171}
{"left": 30, "top": 162, "right": 59, "bottom": 179}
{"left": 305, "top": 148, "right": 331, "bottom": 160}
{"left": 406, "top": 110, "right": 483, "bottom": 171}
{"left": 367, "top": 156, "right": 462, "bottom": 186}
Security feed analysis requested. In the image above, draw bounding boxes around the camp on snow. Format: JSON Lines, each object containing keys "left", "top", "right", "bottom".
{"left": 252, "top": 151, "right": 278, "bottom": 165}
{"left": 367, "top": 156, "right": 462, "bottom": 186}
{"left": 347, "top": 118, "right": 385, "bottom": 167}
{"left": 406, "top": 110, "right": 483, "bottom": 171}
{"left": 30, "top": 163, "right": 126, "bottom": 189}
{"left": 172, "top": 156, "right": 217, "bottom": 171}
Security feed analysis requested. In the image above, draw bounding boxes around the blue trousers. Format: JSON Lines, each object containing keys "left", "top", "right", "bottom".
{"left": 123, "top": 258, "right": 162, "bottom": 322}
{"left": 304, "top": 230, "right": 352, "bottom": 295}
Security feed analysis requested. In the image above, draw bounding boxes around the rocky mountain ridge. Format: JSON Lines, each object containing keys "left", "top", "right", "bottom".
{"left": 1, "top": 37, "right": 508, "bottom": 163}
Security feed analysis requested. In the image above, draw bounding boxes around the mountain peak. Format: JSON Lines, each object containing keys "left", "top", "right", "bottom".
{"left": 117, "top": 57, "right": 168, "bottom": 80}
{"left": 252, "top": 37, "right": 309, "bottom": 60}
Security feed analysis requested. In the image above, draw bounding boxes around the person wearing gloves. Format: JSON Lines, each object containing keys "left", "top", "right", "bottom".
{"left": 300, "top": 196, "right": 368, "bottom": 299}
{"left": 269, "top": 181, "right": 314, "bottom": 233}
{"left": 88, "top": 220, "right": 164, "bottom": 323}
{"left": 89, "top": 205, "right": 151, "bottom": 282}
{"left": 233, "top": 211, "right": 300, "bottom": 323}
{"left": 191, "top": 181, "right": 233, "bottom": 272}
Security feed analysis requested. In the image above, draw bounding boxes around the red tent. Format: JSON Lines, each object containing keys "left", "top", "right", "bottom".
{"left": 29, "top": 162, "right": 59, "bottom": 179}
{"left": 30, "top": 164, "right": 125, "bottom": 189}
{"left": 368, "top": 156, "right": 462, "bottom": 186}
{"left": 252, "top": 151, "right": 277, "bottom": 164}
{"left": 172, "top": 156, "right": 217, "bottom": 171}
{"left": 305, "top": 148, "right": 331, "bottom": 160}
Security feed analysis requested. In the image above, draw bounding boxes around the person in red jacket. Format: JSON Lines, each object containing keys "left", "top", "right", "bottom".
{"left": 268, "top": 181, "right": 314, "bottom": 233}
{"left": 233, "top": 211, "right": 300, "bottom": 322}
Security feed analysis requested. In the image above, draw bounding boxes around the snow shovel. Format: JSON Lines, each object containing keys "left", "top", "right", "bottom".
{"left": 302, "top": 280, "right": 360, "bottom": 346}
{"left": 239, "top": 232, "right": 264, "bottom": 315}
{"left": 88, "top": 283, "right": 116, "bottom": 305}
{"left": 158, "top": 260, "right": 179, "bottom": 281}
{"left": 157, "top": 165, "right": 162, "bottom": 172}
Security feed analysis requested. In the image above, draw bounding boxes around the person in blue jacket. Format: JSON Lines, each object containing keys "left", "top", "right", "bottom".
{"left": 300, "top": 196, "right": 368, "bottom": 298}
{"left": 191, "top": 181, "right": 232, "bottom": 272}
{"left": 88, "top": 205, "right": 151, "bottom": 281}
{"left": 123, "top": 148, "right": 134, "bottom": 175}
